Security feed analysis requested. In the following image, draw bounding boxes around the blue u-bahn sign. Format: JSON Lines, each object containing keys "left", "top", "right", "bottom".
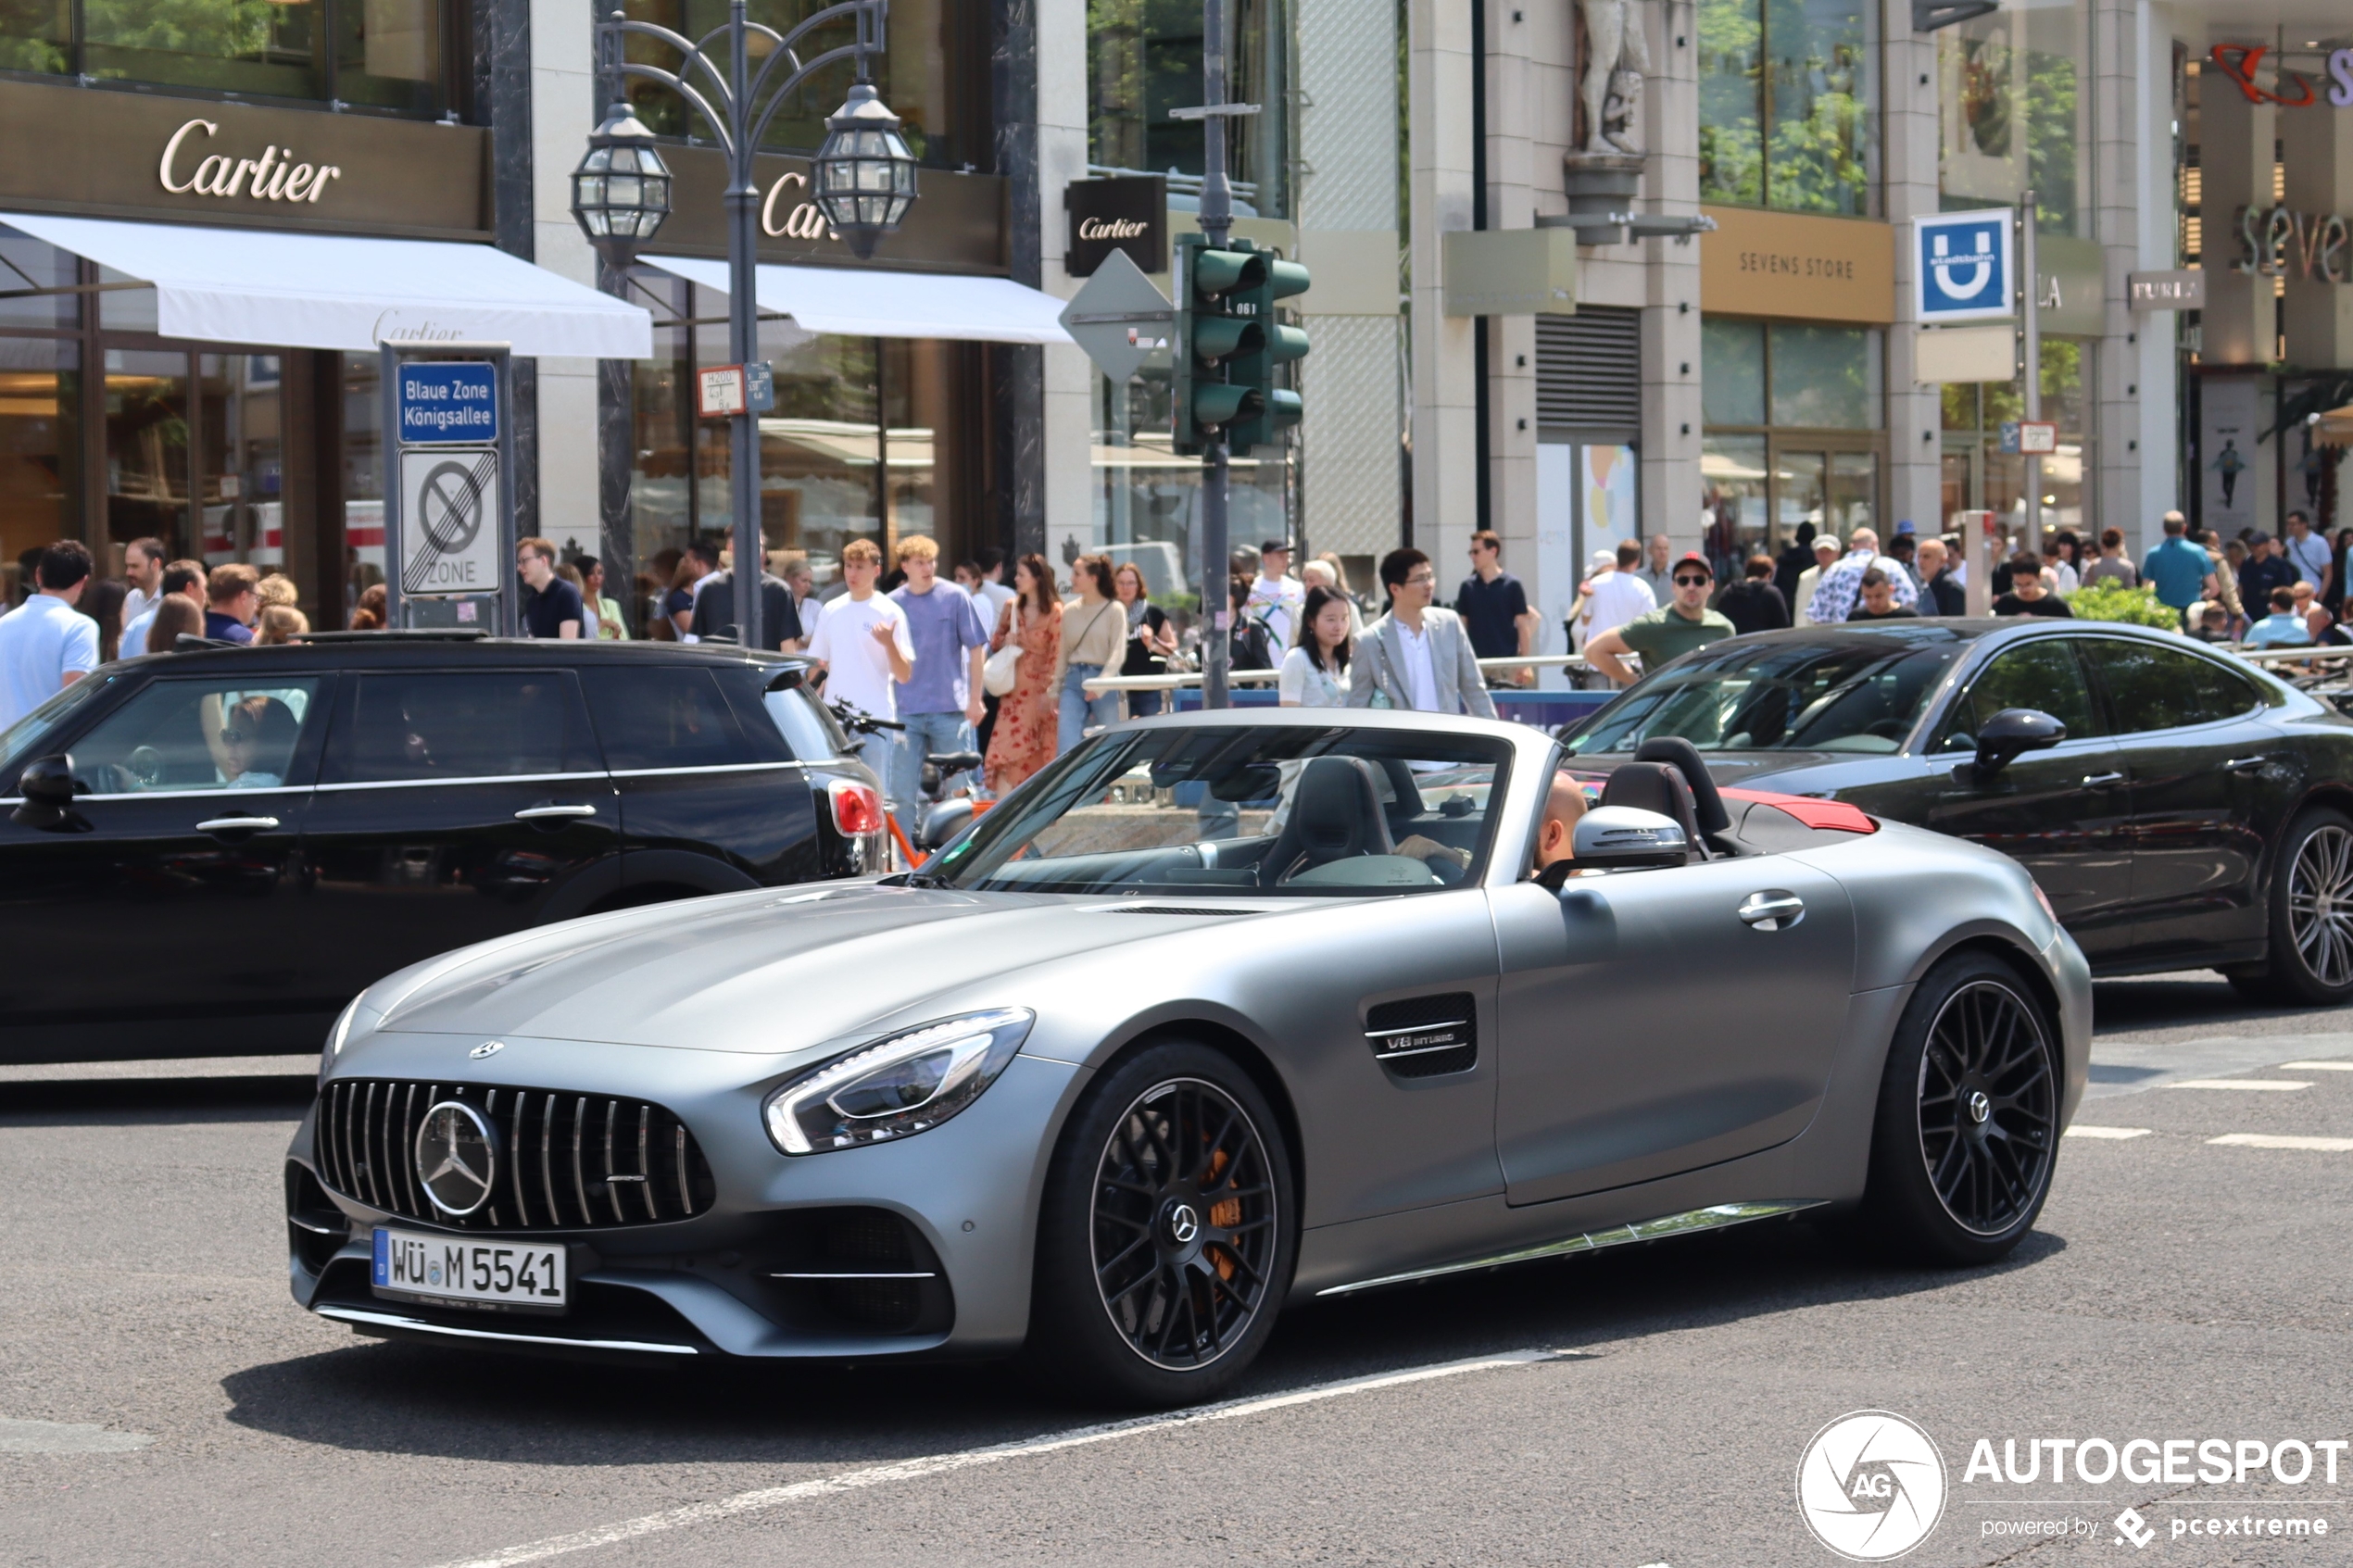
{"left": 1915, "top": 211, "right": 2014, "bottom": 324}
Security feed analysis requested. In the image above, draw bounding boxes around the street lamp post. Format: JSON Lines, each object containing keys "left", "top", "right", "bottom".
{"left": 573, "top": 2, "right": 916, "bottom": 651}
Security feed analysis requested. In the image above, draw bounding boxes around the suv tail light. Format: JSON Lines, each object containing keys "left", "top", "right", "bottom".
{"left": 827, "top": 778, "right": 884, "bottom": 836}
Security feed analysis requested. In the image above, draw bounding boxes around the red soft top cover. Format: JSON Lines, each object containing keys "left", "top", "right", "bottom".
{"left": 1718, "top": 787, "right": 1878, "bottom": 834}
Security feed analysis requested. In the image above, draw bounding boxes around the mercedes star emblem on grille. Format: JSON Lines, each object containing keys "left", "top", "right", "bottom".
{"left": 414, "top": 1100, "right": 498, "bottom": 1215}
{"left": 470, "top": 1040, "right": 505, "bottom": 1059}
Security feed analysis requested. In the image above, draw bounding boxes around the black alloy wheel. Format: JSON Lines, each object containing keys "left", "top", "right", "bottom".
{"left": 1860, "top": 951, "right": 2060, "bottom": 1265}
{"left": 1088, "top": 1077, "right": 1278, "bottom": 1372}
{"left": 1915, "top": 980, "right": 2057, "bottom": 1236}
{"left": 1029, "top": 1041, "right": 1296, "bottom": 1407}
{"left": 2233, "top": 808, "right": 2353, "bottom": 1007}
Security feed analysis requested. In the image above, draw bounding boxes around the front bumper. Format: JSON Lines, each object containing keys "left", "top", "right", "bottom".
{"left": 287, "top": 1045, "right": 1086, "bottom": 1363}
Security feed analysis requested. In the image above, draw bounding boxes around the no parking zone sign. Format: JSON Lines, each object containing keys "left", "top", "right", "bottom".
{"left": 1914, "top": 210, "right": 2015, "bottom": 324}
{"left": 379, "top": 343, "right": 519, "bottom": 632}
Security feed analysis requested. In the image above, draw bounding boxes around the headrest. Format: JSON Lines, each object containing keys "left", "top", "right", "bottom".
{"left": 1288, "top": 757, "right": 1394, "bottom": 860}
{"left": 1632, "top": 736, "right": 1729, "bottom": 833}
{"left": 1598, "top": 760, "right": 1704, "bottom": 855}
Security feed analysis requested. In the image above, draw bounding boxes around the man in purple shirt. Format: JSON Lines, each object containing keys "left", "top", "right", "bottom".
{"left": 887, "top": 534, "right": 990, "bottom": 833}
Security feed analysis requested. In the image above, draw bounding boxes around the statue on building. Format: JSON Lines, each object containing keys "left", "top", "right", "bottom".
{"left": 1579, "top": 0, "right": 1651, "bottom": 156}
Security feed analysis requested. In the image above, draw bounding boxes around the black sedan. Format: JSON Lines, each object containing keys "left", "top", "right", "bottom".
{"left": 1561, "top": 619, "right": 2353, "bottom": 1004}
{"left": 0, "top": 634, "right": 886, "bottom": 1065}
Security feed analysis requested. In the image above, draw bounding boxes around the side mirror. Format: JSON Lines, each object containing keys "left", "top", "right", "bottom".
{"left": 12, "top": 754, "right": 87, "bottom": 832}
{"left": 764, "top": 666, "right": 808, "bottom": 694}
{"left": 1972, "top": 708, "right": 2066, "bottom": 777}
{"left": 917, "top": 798, "right": 975, "bottom": 853}
{"left": 1538, "top": 805, "right": 1689, "bottom": 885}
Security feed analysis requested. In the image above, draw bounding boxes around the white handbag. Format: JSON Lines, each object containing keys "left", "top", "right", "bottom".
{"left": 982, "top": 608, "right": 1025, "bottom": 696}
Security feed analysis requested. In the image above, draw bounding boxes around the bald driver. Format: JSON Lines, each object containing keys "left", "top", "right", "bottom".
{"left": 1534, "top": 772, "right": 1587, "bottom": 872}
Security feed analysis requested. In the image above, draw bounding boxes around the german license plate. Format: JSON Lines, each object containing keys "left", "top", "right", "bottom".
{"left": 371, "top": 1227, "right": 567, "bottom": 1313}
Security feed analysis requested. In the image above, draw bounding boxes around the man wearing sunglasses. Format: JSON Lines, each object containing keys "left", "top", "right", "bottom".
{"left": 1581, "top": 552, "right": 1734, "bottom": 687}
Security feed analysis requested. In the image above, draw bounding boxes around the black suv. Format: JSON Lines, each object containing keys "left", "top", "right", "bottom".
{"left": 0, "top": 634, "right": 885, "bottom": 1065}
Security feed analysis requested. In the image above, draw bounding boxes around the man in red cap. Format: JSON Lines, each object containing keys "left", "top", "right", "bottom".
{"left": 1581, "top": 551, "right": 1735, "bottom": 686}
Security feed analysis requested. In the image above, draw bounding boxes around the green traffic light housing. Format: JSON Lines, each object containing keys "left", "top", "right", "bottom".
{"left": 1170, "top": 235, "right": 1313, "bottom": 456}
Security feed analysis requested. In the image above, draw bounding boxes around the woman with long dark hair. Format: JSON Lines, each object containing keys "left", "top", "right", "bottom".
{"left": 1053, "top": 554, "right": 1124, "bottom": 753}
{"left": 1278, "top": 583, "right": 1354, "bottom": 707}
{"left": 984, "top": 553, "right": 1062, "bottom": 793}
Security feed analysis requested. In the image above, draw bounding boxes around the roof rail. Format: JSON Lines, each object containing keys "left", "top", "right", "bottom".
{"left": 291, "top": 629, "right": 493, "bottom": 644}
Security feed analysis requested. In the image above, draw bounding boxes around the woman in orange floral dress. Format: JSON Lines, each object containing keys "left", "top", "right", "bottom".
{"left": 985, "top": 553, "right": 1063, "bottom": 794}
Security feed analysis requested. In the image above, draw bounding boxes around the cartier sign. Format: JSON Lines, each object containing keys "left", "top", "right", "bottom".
{"left": 761, "top": 170, "right": 833, "bottom": 242}
{"left": 158, "top": 119, "right": 342, "bottom": 204}
{"left": 0, "top": 79, "right": 486, "bottom": 237}
{"left": 1064, "top": 175, "right": 1167, "bottom": 277}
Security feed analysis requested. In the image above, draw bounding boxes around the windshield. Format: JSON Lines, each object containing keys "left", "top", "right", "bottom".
{"left": 1564, "top": 629, "right": 1969, "bottom": 756}
{"left": 0, "top": 672, "right": 114, "bottom": 783}
{"left": 925, "top": 725, "right": 1513, "bottom": 897}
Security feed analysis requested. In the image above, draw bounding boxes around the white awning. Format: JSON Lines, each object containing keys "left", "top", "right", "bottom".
{"left": 641, "top": 256, "right": 1073, "bottom": 345}
{"left": 0, "top": 212, "right": 652, "bottom": 359}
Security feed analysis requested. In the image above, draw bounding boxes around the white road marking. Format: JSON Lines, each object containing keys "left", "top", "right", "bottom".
{"left": 2208, "top": 1133, "right": 2353, "bottom": 1151}
{"left": 2165, "top": 1080, "right": 2311, "bottom": 1092}
{"left": 423, "top": 1348, "right": 1572, "bottom": 1568}
{"left": 2064, "top": 1125, "right": 2153, "bottom": 1140}
{"left": 0, "top": 1419, "right": 153, "bottom": 1454}
{"left": 2277, "top": 1061, "right": 2353, "bottom": 1073}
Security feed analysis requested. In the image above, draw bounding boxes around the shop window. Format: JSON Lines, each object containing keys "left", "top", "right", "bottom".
{"left": 11, "top": 0, "right": 452, "bottom": 116}
{"left": 342, "top": 352, "right": 384, "bottom": 610}
{"left": 622, "top": 276, "right": 977, "bottom": 635}
{"left": 1768, "top": 325, "right": 1880, "bottom": 431}
{"left": 622, "top": 0, "right": 991, "bottom": 171}
{"left": 1087, "top": 0, "right": 1290, "bottom": 219}
{"left": 1937, "top": 0, "right": 2089, "bottom": 237}
{"left": 1697, "top": 0, "right": 1878, "bottom": 216}
{"left": 0, "top": 336, "right": 80, "bottom": 596}
{"left": 1701, "top": 317, "right": 1884, "bottom": 568}
{"left": 1937, "top": 343, "right": 2092, "bottom": 544}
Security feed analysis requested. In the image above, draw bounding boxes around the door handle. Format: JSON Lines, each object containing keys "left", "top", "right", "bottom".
{"left": 2080, "top": 772, "right": 2125, "bottom": 788}
{"left": 1738, "top": 891, "right": 1806, "bottom": 931}
{"left": 2222, "top": 756, "right": 2267, "bottom": 773}
{"left": 513, "top": 803, "right": 598, "bottom": 821}
{"left": 195, "top": 815, "right": 280, "bottom": 834}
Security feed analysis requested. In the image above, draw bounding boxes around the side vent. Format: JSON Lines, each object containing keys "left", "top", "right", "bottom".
{"left": 1364, "top": 992, "right": 1477, "bottom": 1078}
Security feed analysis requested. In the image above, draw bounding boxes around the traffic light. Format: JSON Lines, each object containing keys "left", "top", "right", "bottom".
{"left": 1227, "top": 255, "right": 1311, "bottom": 454}
{"left": 1173, "top": 234, "right": 1261, "bottom": 456}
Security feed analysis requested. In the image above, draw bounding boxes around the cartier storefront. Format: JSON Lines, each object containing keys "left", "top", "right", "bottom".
{"left": 0, "top": 69, "right": 639, "bottom": 620}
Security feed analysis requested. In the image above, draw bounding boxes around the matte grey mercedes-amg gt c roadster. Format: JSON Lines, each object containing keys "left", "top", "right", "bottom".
{"left": 288, "top": 709, "right": 2091, "bottom": 1406}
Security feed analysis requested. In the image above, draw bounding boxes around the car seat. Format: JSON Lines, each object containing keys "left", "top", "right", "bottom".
{"left": 1596, "top": 760, "right": 1708, "bottom": 860}
{"left": 1262, "top": 756, "right": 1396, "bottom": 884}
{"left": 1631, "top": 737, "right": 1730, "bottom": 836}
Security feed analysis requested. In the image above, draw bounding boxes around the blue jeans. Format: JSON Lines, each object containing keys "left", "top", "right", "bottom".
{"left": 891, "top": 710, "right": 977, "bottom": 834}
{"left": 1126, "top": 688, "right": 1164, "bottom": 720}
{"left": 1058, "top": 663, "right": 1118, "bottom": 753}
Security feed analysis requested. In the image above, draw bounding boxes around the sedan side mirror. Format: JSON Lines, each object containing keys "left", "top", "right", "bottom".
{"left": 12, "top": 754, "right": 89, "bottom": 832}
{"left": 1971, "top": 708, "right": 2067, "bottom": 778}
{"left": 1538, "top": 806, "right": 1690, "bottom": 885}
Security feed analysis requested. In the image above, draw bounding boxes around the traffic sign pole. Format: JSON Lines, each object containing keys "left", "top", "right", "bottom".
{"left": 2020, "top": 188, "right": 2040, "bottom": 554}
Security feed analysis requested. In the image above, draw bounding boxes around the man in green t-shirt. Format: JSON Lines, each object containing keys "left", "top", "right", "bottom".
{"left": 1583, "top": 551, "right": 1736, "bottom": 685}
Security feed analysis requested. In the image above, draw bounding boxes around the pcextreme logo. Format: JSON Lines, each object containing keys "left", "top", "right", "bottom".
{"left": 1796, "top": 1411, "right": 1949, "bottom": 1562}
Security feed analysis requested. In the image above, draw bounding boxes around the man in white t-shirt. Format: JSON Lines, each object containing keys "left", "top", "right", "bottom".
{"left": 0, "top": 540, "right": 99, "bottom": 729}
{"left": 804, "top": 537, "right": 916, "bottom": 803}
{"left": 1579, "top": 541, "right": 1658, "bottom": 648}
{"left": 1244, "top": 540, "right": 1306, "bottom": 649}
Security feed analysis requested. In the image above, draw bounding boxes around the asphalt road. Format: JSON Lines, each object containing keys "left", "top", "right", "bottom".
{"left": 6, "top": 974, "right": 2352, "bottom": 1568}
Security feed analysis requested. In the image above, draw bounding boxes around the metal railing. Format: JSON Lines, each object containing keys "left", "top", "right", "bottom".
{"left": 1084, "top": 653, "right": 1596, "bottom": 696}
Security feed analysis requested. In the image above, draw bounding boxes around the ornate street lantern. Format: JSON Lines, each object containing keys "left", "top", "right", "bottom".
{"left": 571, "top": 100, "right": 673, "bottom": 268}
{"left": 812, "top": 82, "right": 918, "bottom": 259}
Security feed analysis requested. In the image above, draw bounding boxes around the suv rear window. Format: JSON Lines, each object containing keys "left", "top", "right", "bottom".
{"left": 582, "top": 667, "right": 753, "bottom": 771}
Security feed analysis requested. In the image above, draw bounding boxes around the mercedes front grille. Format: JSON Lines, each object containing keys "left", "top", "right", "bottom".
{"left": 313, "top": 1079, "right": 716, "bottom": 1231}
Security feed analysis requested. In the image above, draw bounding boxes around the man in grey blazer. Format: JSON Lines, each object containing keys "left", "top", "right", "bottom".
{"left": 1348, "top": 547, "right": 1500, "bottom": 718}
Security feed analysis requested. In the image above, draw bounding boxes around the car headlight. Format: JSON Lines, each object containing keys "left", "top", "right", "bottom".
{"left": 763, "top": 1008, "right": 1034, "bottom": 1155}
